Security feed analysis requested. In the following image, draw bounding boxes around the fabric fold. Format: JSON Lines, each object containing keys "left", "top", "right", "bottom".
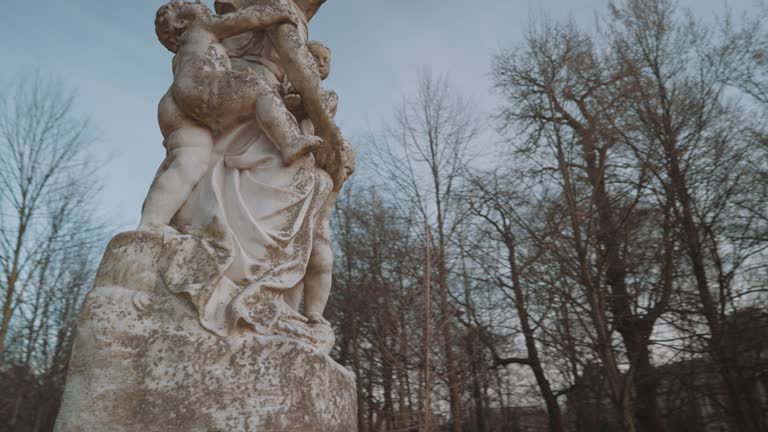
{"left": 168, "top": 119, "right": 332, "bottom": 336}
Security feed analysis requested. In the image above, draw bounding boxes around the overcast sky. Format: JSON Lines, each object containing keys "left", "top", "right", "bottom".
{"left": 0, "top": 0, "right": 760, "bottom": 230}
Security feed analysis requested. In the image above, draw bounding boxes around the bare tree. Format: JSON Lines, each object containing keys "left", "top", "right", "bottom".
{"left": 373, "top": 70, "right": 480, "bottom": 431}
{"left": 326, "top": 186, "right": 427, "bottom": 432}
{"left": 0, "top": 75, "right": 106, "bottom": 431}
{"left": 485, "top": 1, "right": 768, "bottom": 430}
{"left": 463, "top": 172, "right": 568, "bottom": 432}
{"left": 489, "top": 13, "right": 680, "bottom": 430}
{"left": 608, "top": 1, "right": 768, "bottom": 430}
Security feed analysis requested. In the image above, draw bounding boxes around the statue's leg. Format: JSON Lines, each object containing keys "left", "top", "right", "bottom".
{"left": 303, "top": 238, "right": 332, "bottom": 325}
{"left": 195, "top": 70, "right": 321, "bottom": 165}
{"left": 252, "top": 88, "right": 322, "bottom": 164}
{"left": 139, "top": 127, "right": 212, "bottom": 231}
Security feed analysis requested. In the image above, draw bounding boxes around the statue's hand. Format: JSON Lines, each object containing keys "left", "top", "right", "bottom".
{"left": 315, "top": 122, "right": 344, "bottom": 152}
{"left": 315, "top": 146, "right": 345, "bottom": 190}
{"left": 310, "top": 114, "right": 346, "bottom": 188}
{"left": 283, "top": 93, "right": 304, "bottom": 116}
{"left": 323, "top": 91, "right": 339, "bottom": 117}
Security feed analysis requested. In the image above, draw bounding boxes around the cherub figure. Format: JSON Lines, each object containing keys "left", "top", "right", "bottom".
{"left": 279, "top": 39, "right": 351, "bottom": 324}
{"left": 286, "top": 140, "right": 355, "bottom": 324}
{"left": 283, "top": 41, "right": 338, "bottom": 120}
{"left": 139, "top": 0, "right": 323, "bottom": 232}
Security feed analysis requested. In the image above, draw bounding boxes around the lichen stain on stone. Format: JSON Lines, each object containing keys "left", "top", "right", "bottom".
{"left": 55, "top": 230, "right": 355, "bottom": 432}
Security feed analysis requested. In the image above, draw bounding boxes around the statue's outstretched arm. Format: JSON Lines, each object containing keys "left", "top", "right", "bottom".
{"left": 202, "top": 0, "right": 296, "bottom": 40}
{"left": 224, "top": 0, "right": 327, "bottom": 22}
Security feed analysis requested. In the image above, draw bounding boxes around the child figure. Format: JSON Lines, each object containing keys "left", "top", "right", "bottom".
{"left": 282, "top": 41, "right": 338, "bottom": 121}
{"left": 285, "top": 140, "right": 355, "bottom": 324}
{"left": 281, "top": 41, "right": 355, "bottom": 324}
{"left": 139, "top": 0, "right": 323, "bottom": 232}
{"left": 301, "top": 141, "right": 355, "bottom": 324}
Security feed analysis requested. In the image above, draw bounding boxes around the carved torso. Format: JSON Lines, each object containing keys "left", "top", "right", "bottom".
{"left": 223, "top": 1, "right": 308, "bottom": 84}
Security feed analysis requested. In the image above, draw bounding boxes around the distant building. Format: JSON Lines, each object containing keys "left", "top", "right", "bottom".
{"left": 566, "top": 308, "right": 768, "bottom": 432}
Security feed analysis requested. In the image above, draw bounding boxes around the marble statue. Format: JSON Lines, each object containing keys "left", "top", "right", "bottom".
{"left": 139, "top": 0, "right": 322, "bottom": 233}
{"left": 54, "top": 0, "right": 357, "bottom": 430}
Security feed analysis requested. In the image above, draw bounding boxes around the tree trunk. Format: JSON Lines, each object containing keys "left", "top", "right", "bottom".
{"left": 382, "top": 340, "right": 395, "bottom": 431}
{"left": 436, "top": 221, "right": 463, "bottom": 432}
{"left": 468, "top": 334, "right": 487, "bottom": 432}
{"left": 0, "top": 205, "right": 28, "bottom": 366}
{"left": 552, "top": 127, "right": 639, "bottom": 432}
{"left": 504, "top": 232, "right": 566, "bottom": 432}
{"left": 666, "top": 141, "right": 759, "bottom": 432}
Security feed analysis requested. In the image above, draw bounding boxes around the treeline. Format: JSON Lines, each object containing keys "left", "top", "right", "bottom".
{"left": 324, "top": 1, "right": 768, "bottom": 432}
{"left": 0, "top": 78, "right": 108, "bottom": 431}
{"left": 1, "top": 1, "right": 767, "bottom": 432}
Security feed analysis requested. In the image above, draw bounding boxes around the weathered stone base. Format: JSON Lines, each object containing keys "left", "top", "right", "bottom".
{"left": 54, "top": 232, "right": 357, "bottom": 432}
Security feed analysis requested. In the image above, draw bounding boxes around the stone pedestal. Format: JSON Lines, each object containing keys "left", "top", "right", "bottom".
{"left": 55, "top": 232, "right": 357, "bottom": 432}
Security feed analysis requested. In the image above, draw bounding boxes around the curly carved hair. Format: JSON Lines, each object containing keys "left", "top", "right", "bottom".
{"left": 306, "top": 40, "right": 330, "bottom": 58}
{"left": 155, "top": 0, "right": 208, "bottom": 53}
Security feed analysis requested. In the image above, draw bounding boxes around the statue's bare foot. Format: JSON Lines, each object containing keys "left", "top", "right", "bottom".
{"left": 132, "top": 292, "right": 151, "bottom": 312}
{"left": 137, "top": 223, "right": 180, "bottom": 237}
{"left": 244, "top": 291, "right": 280, "bottom": 334}
{"left": 282, "top": 135, "right": 323, "bottom": 165}
{"left": 306, "top": 312, "right": 330, "bottom": 326}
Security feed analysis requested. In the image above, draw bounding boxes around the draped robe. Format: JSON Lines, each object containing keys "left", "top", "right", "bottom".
{"left": 160, "top": 5, "right": 332, "bottom": 337}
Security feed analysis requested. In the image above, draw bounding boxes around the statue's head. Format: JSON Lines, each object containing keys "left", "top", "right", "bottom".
{"left": 155, "top": 0, "right": 212, "bottom": 53}
{"left": 307, "top": 41, "right": 331, "bottom": 80}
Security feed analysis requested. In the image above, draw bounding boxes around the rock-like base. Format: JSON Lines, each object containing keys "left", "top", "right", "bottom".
{"left": 55, "top": 232, "right": 357, "bottom": 432}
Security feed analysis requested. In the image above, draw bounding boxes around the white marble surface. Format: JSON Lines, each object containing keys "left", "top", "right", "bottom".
{"left": 55, "top": 0, "right": 357, "bottom": 429}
